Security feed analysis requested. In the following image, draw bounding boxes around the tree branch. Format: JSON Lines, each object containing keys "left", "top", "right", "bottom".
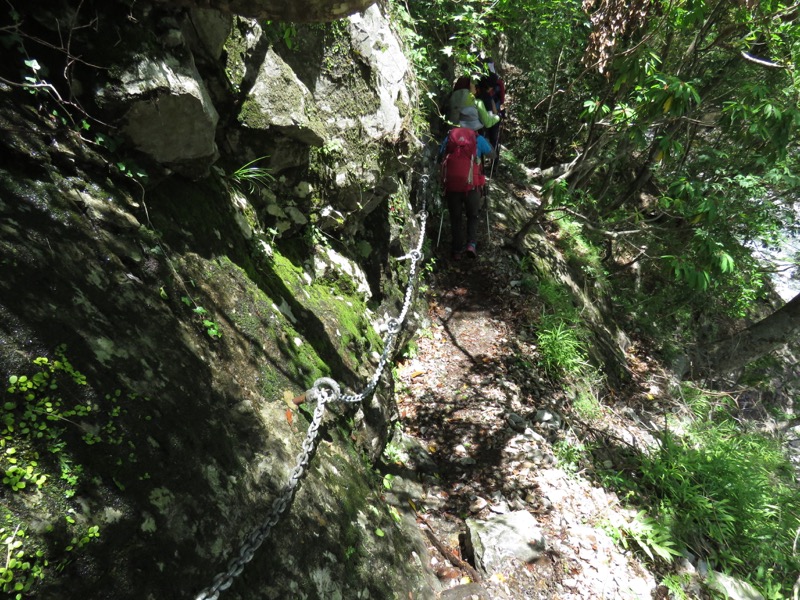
{"left": 421, "top": 522, "right": 482, "bottom": 583}
{"left": 740, "top": 51, "right": 786, "bottom": 69}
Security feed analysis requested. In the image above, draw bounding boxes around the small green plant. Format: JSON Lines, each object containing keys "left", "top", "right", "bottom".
{"left": 2, "top": 465, "right": 46, "bottom": 491}
{"left": 554, "top": 214, "right": 605, "bottom": 280}
{"left": 642, "top": 424, "right": 800, "bottom": 582}
{"left": 618, "top": 511, "right": 680, "bottom": 563}
{"left": 226, "top": 157, "right": 274, "bottom": 195}
{"left": 533, "top": 277, "right": 590, "bottom": 380}
{"left": 115, "top": 159, "right": 148, "bottom": 183}
{"left": 0, "top": 525, "right": 47, "bottom": 599}
{"left": 553, "top": 439, "right": 584, "bottom": 473}
{"left": 401, "top": 340, "right": 418, "bottom": 360}
{"left": 601, "top": 402, "right": 800, "bottom": 596}
{"left": 263, "top": 21, "right": 299, "bottom": 50}
{"left": 64, "top": 522, "right": 99, "bottom": 552}
{"left": 520, "top": 273, "right": 538, "bottom": 293}
{"left": 660, "top": 573, "right": 692, "bottom": 600}
{"left": 387, "top": 194, "right": 407, "bottom": 227}
{"left": 387, "top": 505, "right": 402, "bottom": 524}
{"left": 572, "top": 390, "right": 601, "bottom": 420}
{"left": 536, "top": 316, "right": 586, "bottom": 375}
{"left": 181, "top": 296, "right": 222, "bottom": 339}
{"left": 382, "top": 440, "right": 409, "bottom": 466}
{"left": 1, "top": 348, "right": 112, "bottom": 596}
{"left": 418, "top": 255, "right": 436, "bottom": 294}
{"left": 281, "top": 24, "right": 297, "bottom": 49}
{"left": 537, "top": 279, "right": 576, "bottom": 321}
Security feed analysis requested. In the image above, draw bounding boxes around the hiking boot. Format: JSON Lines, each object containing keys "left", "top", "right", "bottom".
{"left": 465, "top": 241, "right": 477, "bottom": 259}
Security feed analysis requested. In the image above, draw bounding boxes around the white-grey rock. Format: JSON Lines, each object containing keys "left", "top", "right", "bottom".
{"left": 706, "top": 571, "right": 765, "bottom": 600}
{"left": 347, "top": 5, "right": 410, "bottom": 141}
{"left": 465, "top": 510, "right": 546, "bottom": 575}
{"left": 242, "top": 48, "right": 325, "bottom": 145}
{"left": 506, "top": 412, "right": 527, "bottom": 432}
{"left": 534, "top": 408, "right": 561, "bottom": 429}
{"left": 104, "top": 55, "right": 220, "bottom": 176}
{"left": 312, "top": 247, "right": 372, "bottom": 299}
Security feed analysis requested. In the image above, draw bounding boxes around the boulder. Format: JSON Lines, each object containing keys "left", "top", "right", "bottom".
{"left": 465, "top": 510, "right": 546, "bottom": 575}
{"left": 239, "top": 48, "right": 326, "bottom": 145}
{"left": 99, "top": 54, "right": 220, "bottom": 177}
{"left": 348, "top": 4, "right": 410, "bottom": 141}
{"left": 185, "top": 8, "right": 233, "bottom": 61}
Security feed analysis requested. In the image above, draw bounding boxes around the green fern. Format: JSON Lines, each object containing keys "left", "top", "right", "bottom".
{"left": 622, "top": 511, "right": 681, "bottom": 563}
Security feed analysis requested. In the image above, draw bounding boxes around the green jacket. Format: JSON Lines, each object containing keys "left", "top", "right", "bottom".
{"left": 447, "top": 89, "right": 500, "bottom": 129}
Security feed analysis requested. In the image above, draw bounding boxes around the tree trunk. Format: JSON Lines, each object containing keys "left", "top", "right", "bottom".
{"left": 698, "top": 292, "right": 800, "bottom": 376}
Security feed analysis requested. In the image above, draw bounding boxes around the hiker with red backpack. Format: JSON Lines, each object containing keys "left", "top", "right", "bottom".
{"left": 438, "top": 106, "right": 495, "bottom": 261}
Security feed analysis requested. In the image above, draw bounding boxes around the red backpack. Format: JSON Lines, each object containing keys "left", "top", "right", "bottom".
{"left": 441, "top": 128, "right": 485, "bottom": 193}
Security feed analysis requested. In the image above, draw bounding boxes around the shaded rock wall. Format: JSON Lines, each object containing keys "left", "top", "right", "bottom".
{"left": 154, "top": 0, "right": 377, "bottom": 22}
{"left": 0, "top": 0, "right": 435, "bottom": 598}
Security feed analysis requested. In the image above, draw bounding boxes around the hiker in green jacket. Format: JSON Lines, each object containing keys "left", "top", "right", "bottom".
{"left": 446, "top": 76, "right": 500, "bottom": 132}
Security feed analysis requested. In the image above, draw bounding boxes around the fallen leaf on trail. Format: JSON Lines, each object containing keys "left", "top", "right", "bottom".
{"left": 285, "top": 409, "right": 293, "bottom": 425}
{"left": 283, "top": 390, "right": 295, "bottom": 408}
{"left": 410, "top": 370, "right": 425, "bottom": 378}
{"left": 435, "top": 565, "right": 461, "bottom": 580}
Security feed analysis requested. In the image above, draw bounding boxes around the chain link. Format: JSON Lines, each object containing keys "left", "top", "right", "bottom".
{"left": 194, "top": 174, "right": 430, "bottom": 599}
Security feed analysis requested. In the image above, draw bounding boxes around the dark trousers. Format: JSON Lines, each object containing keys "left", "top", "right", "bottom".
{"left": 446, "top": 188, "right": 481, "bottom": 252}
{"left": 487, "top": 122, "right": 500, "bottom": 150}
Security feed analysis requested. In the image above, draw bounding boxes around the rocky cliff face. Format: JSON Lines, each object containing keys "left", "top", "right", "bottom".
{"left": 0, "top": 1, "right": 436, "bottom": 598}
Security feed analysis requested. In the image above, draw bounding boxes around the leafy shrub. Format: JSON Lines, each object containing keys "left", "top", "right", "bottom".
{"left": 633, "top": 414, "right": 800, "bottom": 595}
{"left": 602, "top": 510, "right": 681, "bottom": 563}
{"left": 596, "top": 382, "right": 800, "bottom": 596}
{"left": 536, "top": 315, "right": 586, "bottom": 376}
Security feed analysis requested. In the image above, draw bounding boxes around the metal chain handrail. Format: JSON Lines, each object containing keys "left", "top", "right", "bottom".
{"left": 195, "top": 174, "right": 430, "bottom": 600}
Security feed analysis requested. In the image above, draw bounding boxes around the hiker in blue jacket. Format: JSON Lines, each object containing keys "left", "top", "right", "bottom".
{"left": 438, "top": 106, "right": 495, "bottom": 261}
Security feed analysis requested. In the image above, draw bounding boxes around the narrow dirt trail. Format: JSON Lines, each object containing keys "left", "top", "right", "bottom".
{"left": 386, "top": 206, "right": 663, "bottom": 599}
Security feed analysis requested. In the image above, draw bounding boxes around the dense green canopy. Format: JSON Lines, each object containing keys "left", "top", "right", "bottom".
{"left": 400, "top": 0, "right": 800, "bottom": 343}
{"left": 393, "top": 0, "right": 800, "bottom": 594}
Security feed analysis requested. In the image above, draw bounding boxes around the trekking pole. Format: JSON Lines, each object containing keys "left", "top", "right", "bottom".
{"left": 435, "top": 178, "right": 446, "bottom": 247}
{"left": 486, "top": 191, "right": 491, "bottom": 243}
{"left": 437, "top": 209, "right": 445, "bottom": 247}
{"left": 482, "top": 163, "right": 491, "bottom": 244}
{"left": 489, "top": 121, "right": 502, "bottom": 180}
